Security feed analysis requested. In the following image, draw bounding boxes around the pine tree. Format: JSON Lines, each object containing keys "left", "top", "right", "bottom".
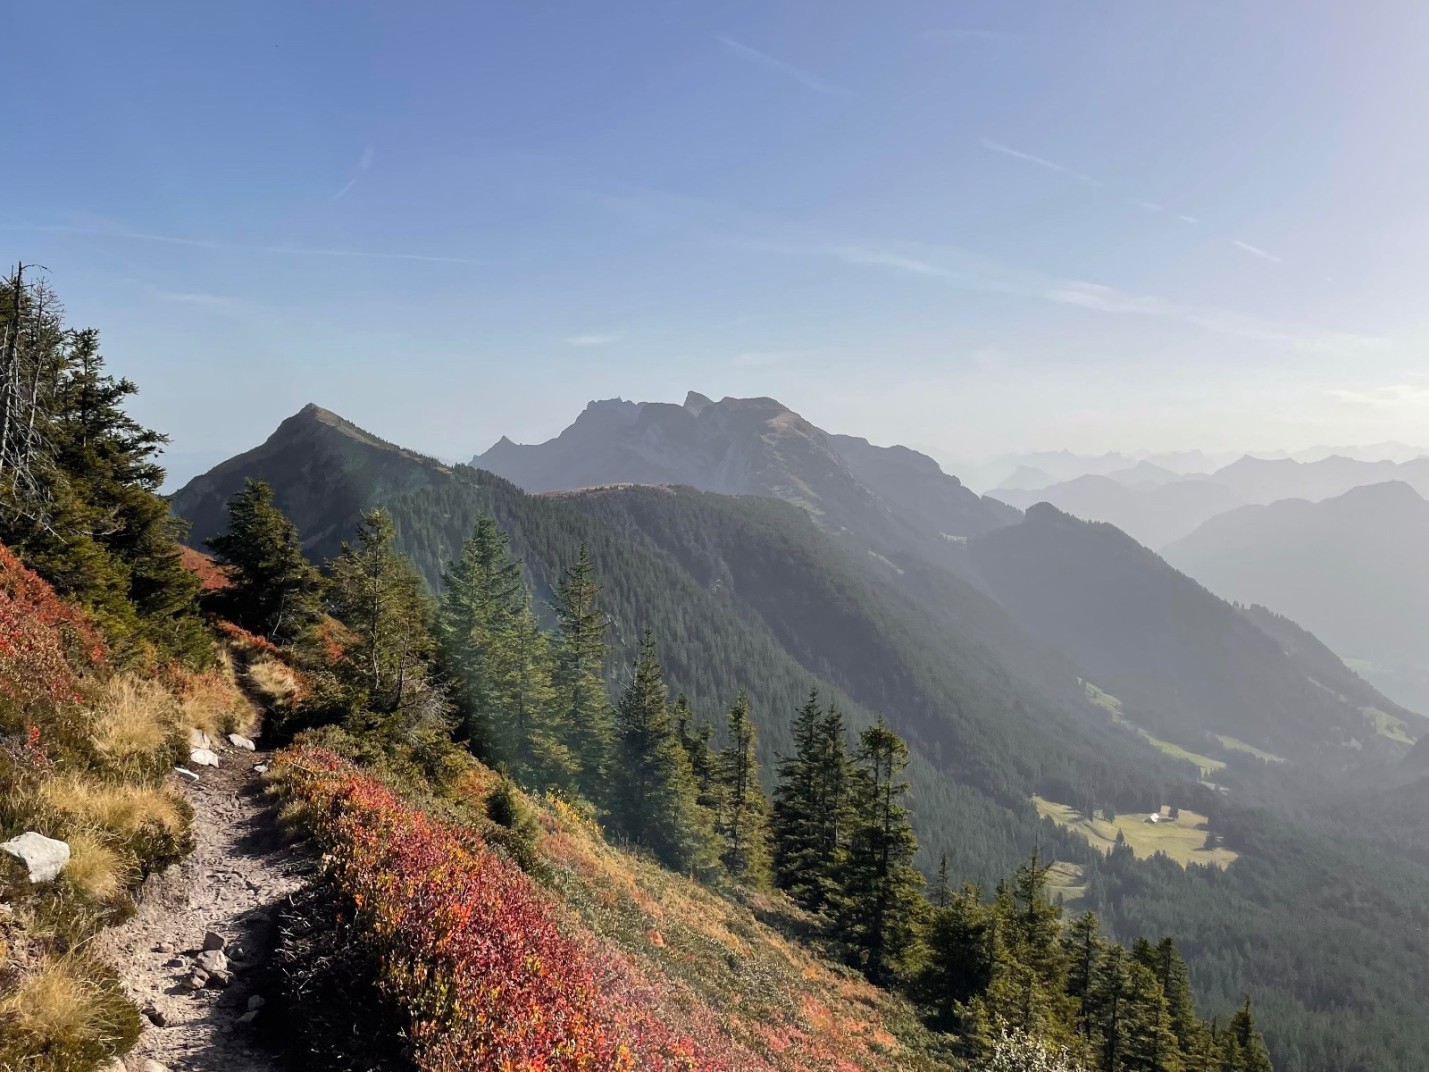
{"left": 716, "top": 691, "right": 771, "bottom": 885}
{"left": 207, "top": 478, "right": 323, "bottom": 644}
{"left": 326, "top": 509, "right": 437, "bottom": 717}
{"left": 1136, "top": 937, "right": 1204, "bottom": 1059}
{"left": 673, "top": 694, "right": 722, "bottom": 812}
{"left": 611, "top": 631, "right": 720, "bottom": 876}
{"left": 918, "top": 882, "right": 997, "bottom": 1028}
{"left": 772, "top": 689, "right": 837, "bottom": 908}
{"left": 1122, "top": 959, "right": 1183, "bottom": 1072}
{"left": 1221, "top": 999, "right": 1272, "bottom": 1072}
{"left": 1063, "top": 911, "right": 1105, "bottom": 1037}
{"left": 439, "top": 516, "right": 526, "bottom": 755}
{"left": 833, "top": 718, "right": 925, "bottom": 983}
{"left": 551, "top": 546, "right": 614, "bottom": 798}
{"left": 2, "top": 324, "right": 208, "bottom": 663}
{"left": 505, "top": 606, "right": 577, "bottom": 789}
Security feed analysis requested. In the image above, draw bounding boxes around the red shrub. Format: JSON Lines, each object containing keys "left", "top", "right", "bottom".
{"left": 179, "top": 545, "right": 231, "bottom": 591}
{"left": 276, "top": 747, "right": 764, "bottom": 1072}
{"left": 0, "top": 542, "right": 106, "bottom": 714}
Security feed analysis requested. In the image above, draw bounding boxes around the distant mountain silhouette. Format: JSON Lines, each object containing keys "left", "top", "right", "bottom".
{"left": 1165, "top": 481, "right": 1429, "bottom": 713}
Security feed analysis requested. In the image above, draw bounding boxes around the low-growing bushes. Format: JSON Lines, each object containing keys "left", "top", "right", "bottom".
{"left": 274, "top": 744, "right": 768, "bottom": 1072}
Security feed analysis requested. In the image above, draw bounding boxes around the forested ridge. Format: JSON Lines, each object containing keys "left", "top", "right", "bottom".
{"left": 168, "top": 398, "right": 1429, "bottom": 1071}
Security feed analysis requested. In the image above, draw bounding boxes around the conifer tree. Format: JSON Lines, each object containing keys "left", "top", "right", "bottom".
{"left": 834, "top": 718, "right": 924, "bottom": 983}
{"left": 918, "top": 882, "right": 997, "bottom": 1028}
{"left": 327, "top": 509, "right": 436, "bottom": 717}
{"left": 1064, "top": 911, "right": 1106, "bottom": 1036}
{"left": 207, "top": 478, "right": 323, "bottom": 644}
{"left": 439, "top": 516, "right": 526, "bottom": 754}
{"left": 716, "top": 691, "right": 771, "bottom": 885}
{"left": 551, "top": 546, "right": 614, "bottom": 798}
{"left": 1221, "top": 1000, "right": 1272, "bottom": 1072}
{"left": 611, "top": 631, "right": 720, "bottom": 876}
{"left": 772, "top": 689, "right": 831, "bottom": 907}
{"left": 674, "top": 694, "right": 722, "bottom": 813}
{"left": 504, "top": 606, "right": 577, "bottom": 789}
{"left": 2, "top": 323, "right": 208, "bottom": 663}
{"left": 1136, "top": 937, "right": 1204, "bottom": 1059}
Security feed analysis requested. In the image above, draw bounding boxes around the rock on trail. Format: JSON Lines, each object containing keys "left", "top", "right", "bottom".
{"left": 93, "top": 728, "right": 310, "bottom": 1071}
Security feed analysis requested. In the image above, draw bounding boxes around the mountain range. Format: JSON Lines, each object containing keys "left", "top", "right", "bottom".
{"left": 168, "top": 395, "right": 1429, "bottom": 1070}
{"left": 1165, "top": 481, "right": 1429, "bottom": 713}
{"left": 990, "top": 453, "right": 1429, "bottom": 548}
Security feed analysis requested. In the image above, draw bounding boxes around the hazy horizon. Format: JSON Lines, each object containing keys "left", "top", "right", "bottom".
{"left": 8, "top": 1, "right": 1429, "bottom": 470}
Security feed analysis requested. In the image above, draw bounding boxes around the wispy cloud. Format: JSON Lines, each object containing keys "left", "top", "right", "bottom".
{"left": 7, "top": 222, "right": 491, "bottom": 266}
{"left": 811, "top": 242, "right": 1378, "bottom": 354}
{"left": 1327, "top": 384, "right": 1429, "bottom": 408}
{"left": 331, "top": 143, "right": 377, "bottom": 201}
{"left": 981, "top": 139, "right": 1102, "bottom": 187}
{"left": 1178, "top": 214, "right": 1202, "bottom": 226}
{"left": 716, "top": 36, "right": 851, "bottom": 96}
{"left": 565, "top": 332, "right": 623, "bottom": 347}
{"left": 1232, "top": 239, "right": 1283, "bottom": 265}
{"left": 731, "top": 348, "right": 821, "bottom": 368}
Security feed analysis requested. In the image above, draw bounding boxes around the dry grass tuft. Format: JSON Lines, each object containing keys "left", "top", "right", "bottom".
{"left": 38, "top": 774, "right": 185, "bottom": 841}
{"left": 61, "top": 830, "right": 131, "bottom": 904}
{"left": 247, "top": 654, "right": 302, "bottom": 707}
{"left": 0, "top": 955, "right": 140, "bottom": 1071}
{"left": 174, "top": 664, "right": 254, "bottom": 736}
{"left": 88, "top": 674, "right": 180, "bottom": 769}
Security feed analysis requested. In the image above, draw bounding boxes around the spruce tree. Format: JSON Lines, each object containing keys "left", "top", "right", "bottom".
{"left": 833, "top": 718, "right": 924, "bottom": 983}
{"left": 439, "top": 516, "right": 526, "bottom": 755}
{"left": 771, "top": 689, "right": 829, "bottom": 907}
{"left": 1222, "top": 1000, "right": 1272, "bottom": 1072}
{"left": 919, "top": 882, "right": 997, "bottom": 1028}
{"left": 3, "top": 324, "right": 208, "bottom": 663}
{"left": 326, "top": 509, "right": 437, "bottom": 717}
{"left": 674, "top": 694, "right": 723, "bottom": 813}
{"left": 551, "top": 546, "right": 615, "bottom": 798}
{"left": 1063, "top": 911, "right": 1106, "bottom": 1036}
{"left": 611, "top": 631, "right": 720, "bottom": 876}
{"left": 716, "top": 691, "right": 771, "bottom": 885}
{"left": 207, "top": 478, "right": 323, "bottom": 644}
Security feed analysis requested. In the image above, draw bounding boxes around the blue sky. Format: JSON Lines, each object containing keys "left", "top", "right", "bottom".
{"left": 5, "top": 1, "right": 1429, "bottom": 482}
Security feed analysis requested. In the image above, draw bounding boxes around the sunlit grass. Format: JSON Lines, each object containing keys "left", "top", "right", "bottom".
{"left": 1034, "top": 796, "right": 1239, "bottom": 869}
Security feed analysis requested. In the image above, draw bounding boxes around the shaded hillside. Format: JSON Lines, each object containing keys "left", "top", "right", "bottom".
{"left": 172, "top": 403, "right": 453, "bottom": 561}
{"left": 967, "top": 504, "right": 1413, "bottom": 767}
{"left": 1165, "top": 482, "right": 1429, "bottom": 714}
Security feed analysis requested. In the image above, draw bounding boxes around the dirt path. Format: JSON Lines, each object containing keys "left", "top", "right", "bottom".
{"left": 93, "top": 733, "right": 310, "bottom": 1072}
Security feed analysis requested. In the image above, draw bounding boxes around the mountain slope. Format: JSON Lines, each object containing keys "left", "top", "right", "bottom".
{"left": 1165, "top": 482, "right": 1429, "bottom": 713}
{"left": 966, "top": 503, "right": 1417, "bottom": 766}
{"left": 473, "top": 393, "right": 1016, "bottom": 557}
{"left": 171, "top": 404, "right": 1429, "bottom": 1072}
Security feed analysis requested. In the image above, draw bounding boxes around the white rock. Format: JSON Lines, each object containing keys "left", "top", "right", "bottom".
{"left": 143, "top": 1060, "right": 172, "bottom": 1072}
{"left": 189, "top": 728, "right": 212, "bottom": 749}
{"left": 227, "top": 733, "right": 256, "bottom": 751}
{"left": 196, "top": 949, "right": 229, "bottom": 974}
{"left": 174, "top": 766, "right": 200, "bottom": 781}
{"left": 189, "top": 747, "right": 220, "bottom": 768}
{"left": 252, "top": 763, "right": 269, "bottom": 774}
{"left": 1, "top": 831, "right": 70, "bottom": 883}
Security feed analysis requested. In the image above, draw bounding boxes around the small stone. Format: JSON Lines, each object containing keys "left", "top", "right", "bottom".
{"left": 142, "top": 1001, "right": 170, "bottom": 1027}
{"left": 185, "top": 968, "right": 209, "bottom": 990}
{"left": 164, "top": 956, "right": 187, "bottom": 968}
{"left": 206, "top": 968, "right": 233, "bottom": 988}
{"left": 236, "top": 1009, "right": 259, "bottom": 1025}
{"left": 174, "top": 766, "right": 200, "bottom": 781}
{"left": 252, "top": 762, "right": 269, "bottom": 774}
{"left": 99, "top": 1059, "right": 126, "bottom": 1072}
{"left": 189, "top": 748, "right": 219, "bottom": 768}
{"left": 1, "top": 831, "right": 70, "bottom": 883}
{"left": 247, "top": 994, "right": 266, "bottom": 1011}
{"left": 202, "top": 930, "right": 227, "bottom": 952}
{"left": 227, "top": 733, "right": 256, "bottom": 751}
{"left": 196, "top": 949, "right": 228, "bottom": 974}
{"left": 143, "top": 1061, "right": 172, "bottom": 1072}
{"left": 155, "top": 941, "right": 177, "bottom": 954}
{"left": 189, "top": 727, "right": 212, "bottom": 749}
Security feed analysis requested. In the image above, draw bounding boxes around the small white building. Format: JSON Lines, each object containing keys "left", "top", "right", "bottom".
{"left": 1144, "top": 813, "right": 1162, "bottom": 824}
